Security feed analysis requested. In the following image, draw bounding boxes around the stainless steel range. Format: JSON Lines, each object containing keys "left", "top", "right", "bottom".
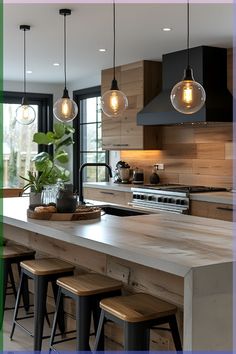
{"left": 131, "top": 185, "right": 227, "bottom": 214}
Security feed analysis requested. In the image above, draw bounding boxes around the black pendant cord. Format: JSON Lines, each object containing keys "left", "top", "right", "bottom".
{"left": 23, "top": 28, "right": 26, "bottom": 97}
{"left": 110, "top": 0, "right": 119, "bottom": 90}
{"left": 64, "top": 13, "right": 67, "bottom": 91}
{"left": 187, "top": 0, "right": 190, "bottom": 68}
{"left": 113, "top": 0, "right": 116, "bottom": 81}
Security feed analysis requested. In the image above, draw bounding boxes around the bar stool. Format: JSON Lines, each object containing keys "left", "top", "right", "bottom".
{"left": 94, "top": 293, "right": 182, "bottom": 352}
{"left": 0, "top": 244, "right": 36, "bottom": 327}
{"left": 49, "top": 273, "right": 123, "bottom": 352}
{"left": 10, "top": 258, "right": 74, "bottom": 351}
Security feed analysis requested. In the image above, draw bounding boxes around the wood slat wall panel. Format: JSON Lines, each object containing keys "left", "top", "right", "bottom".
{"left": 121, "top": 123, "right": 232, "bottom": 187}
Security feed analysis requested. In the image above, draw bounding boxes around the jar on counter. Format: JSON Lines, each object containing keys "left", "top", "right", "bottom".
{"left": 133, "top": 168, "right": 144, "bottom": 184}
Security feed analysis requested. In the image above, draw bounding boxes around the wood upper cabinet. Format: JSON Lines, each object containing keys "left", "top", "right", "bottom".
{"left": 101, "top": 60, "right": 162, "bottom": 150}
{"left": 190, "top": 200, "right": 233, "bottom": 221}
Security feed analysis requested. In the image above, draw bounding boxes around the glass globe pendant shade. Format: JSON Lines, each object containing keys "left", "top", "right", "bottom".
{"left": 16, "top": 97, "right": 36, "bottom": 125}
{"left": 101, "top": 79, "right": 128, "bottom": 118}
{"left": 170, "top": 67, "right": 206, "bottom": 114}
{"left": 53, "top": 88, "right": 78, "bottom": 123}
{"left": 101, "top": 89, "right": 128, "bottom": 118}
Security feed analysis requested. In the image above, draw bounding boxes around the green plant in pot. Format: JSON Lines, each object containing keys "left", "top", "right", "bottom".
{"left": 21, "top": 122, "right": 75, "bottom": 204}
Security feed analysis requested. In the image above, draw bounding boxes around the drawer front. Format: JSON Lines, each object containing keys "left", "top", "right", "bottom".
{"left": 190, "top": 200, "right": 233, "bottom": 221}
{"left": 84, "top": 187, "right": 132, "bottom": 205}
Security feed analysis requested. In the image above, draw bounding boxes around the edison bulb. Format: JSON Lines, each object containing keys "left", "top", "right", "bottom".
{"left": 170, "top": 80, "right": 206, "bottom": 114}
{"left": 16, "top": 104, "right": 36, "bottom": 125}
{"left": 53, "top": 97, "right": 78, "bottom": 122}
{"left": 101, "top": 89, "right": 128, "bottom": 118}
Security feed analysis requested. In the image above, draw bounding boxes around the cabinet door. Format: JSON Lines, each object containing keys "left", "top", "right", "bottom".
{"left": 190, "top": 200, "right": 233, "bottom": 221}
{"left": 83, "top": 187, "right": 132, "bottom": 205}
{"left": 101, "top": 62, "right": 145, "bottom": 150}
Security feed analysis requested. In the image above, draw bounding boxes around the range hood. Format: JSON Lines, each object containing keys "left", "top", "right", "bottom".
{"left": 137, "top": 46, "right": 232, "bottom": 125}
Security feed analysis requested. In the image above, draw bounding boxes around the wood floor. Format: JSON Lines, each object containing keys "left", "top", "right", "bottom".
{"left": 3, "top": 295, "right": 120, "bottom": 351}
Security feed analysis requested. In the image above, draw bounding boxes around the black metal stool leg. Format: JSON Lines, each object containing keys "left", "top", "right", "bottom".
{"left": 93, "top": 309, "right": 105, "bottom": 352}
{"left": 51, "top": 281, "right": 65, "bottom": 334}
{"left": 169, "top": 315, "right": 182, "bottom": 352}
{"left": 8, "top": 264, "right": 17, "bottom": 298}
{"left": 92, "top": 297, "right": 105, "bottom": 351}
{"left": 10, "top": 270, "right": 24, "bottom": 339}
{"left": 49, "top": 288, "right": 63, "bottom": 351}
{"left": 21, "top": 272, "right": 30, "bottom": 313}
{"left": 124, "top": 322, "right": 150, "bottom": 351}
{"left": 34, "top": 275, "right": 48, "bottom": 351}
{"left": 0, "top": 261, "right": 8, "bottom": 329}
{"left": 76, "top": 296, "right": 92, "bottom": 351}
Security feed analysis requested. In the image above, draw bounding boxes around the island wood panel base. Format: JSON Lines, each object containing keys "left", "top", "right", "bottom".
{"left": 4, "top": 224, "right": 183, "bottom": 350}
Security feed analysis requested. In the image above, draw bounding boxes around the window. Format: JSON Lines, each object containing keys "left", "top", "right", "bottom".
{"left": 73, "top": 87, "right": 109, "bottom": 191}
{"left": 2, "top": 92, "right": 53, "bottom": 188}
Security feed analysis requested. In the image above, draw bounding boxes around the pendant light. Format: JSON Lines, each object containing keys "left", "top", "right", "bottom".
{"left": 101, "top": 0, "right": 128, "bottom": 118}
{"left": 170, "top": 0, "right": 206, "bottom": 114}
{"left": 16, "top": 25, "right": 36, "bottom": 125}
{"left": 53, "top": 9, "right": 78, "bottom": 123}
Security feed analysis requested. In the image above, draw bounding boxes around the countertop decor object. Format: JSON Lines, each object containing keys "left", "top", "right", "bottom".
{"left": 101, "top": 0, "right": 128, "bottom": 118}
{"left": 15, "top": 25, "right": 36, "bottom": 125}
{"left": 53, "top": 9, "right": 78, "bottom": 122}
{"left": 27, "top": 205, "right": 101, "bottom": 221}
{"left": 170, "top": 0, "right": 206, "bottom": 114}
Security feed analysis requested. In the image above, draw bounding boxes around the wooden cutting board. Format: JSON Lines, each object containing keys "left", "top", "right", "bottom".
{"left": 27, "top": 206, "right": 101, "bottom": 221}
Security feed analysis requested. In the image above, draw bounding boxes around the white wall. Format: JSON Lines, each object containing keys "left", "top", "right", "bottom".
{"left": 4, "top": 80, "right": 63, "bottom": 102}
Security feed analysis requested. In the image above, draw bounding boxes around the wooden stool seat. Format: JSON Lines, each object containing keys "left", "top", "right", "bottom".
{"left": 94, "top": 293, "right": 182, "bottom": 351}
{"left": 20, "top": 258, "right": 74, "bottom": 275}
{"left": 2, "top": 245, "right": 35, "bottom": 259}
{"left": 49, "top": 273, "right": 122, "bottom": 352}
{"left": 57, "top": 273, "right": 123, "bottom": 296}
{"left": 100, "top": 293, "right": 177, "bottom": 323}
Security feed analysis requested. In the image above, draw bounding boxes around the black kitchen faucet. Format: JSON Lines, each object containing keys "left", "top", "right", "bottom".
{"left": 78, "top": 163, "right": 113, "bottom": 204}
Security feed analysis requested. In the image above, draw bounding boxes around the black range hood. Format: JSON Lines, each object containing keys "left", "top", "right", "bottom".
{"left": 137, "top": 46, "right": 232, "bottom": 125}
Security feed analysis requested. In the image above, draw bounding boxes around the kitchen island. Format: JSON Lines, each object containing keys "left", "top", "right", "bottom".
{"left": 2, "top": 197, "right": 233, "bottom": 351}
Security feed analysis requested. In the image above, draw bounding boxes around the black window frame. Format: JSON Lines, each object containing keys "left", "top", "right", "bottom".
{"left": 73, "top": 86, "right": 109, "bottom": 192}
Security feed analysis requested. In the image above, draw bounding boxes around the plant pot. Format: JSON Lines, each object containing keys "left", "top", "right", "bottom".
{"left": 30, "top": 192, "right": 42, "bottom": 206}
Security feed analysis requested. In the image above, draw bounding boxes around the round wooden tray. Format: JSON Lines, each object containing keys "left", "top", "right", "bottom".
{"left": 27, "top": 206, "right": 101, "bottom": 221}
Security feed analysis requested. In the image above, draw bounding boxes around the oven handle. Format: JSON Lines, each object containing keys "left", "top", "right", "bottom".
{"left": 128, "top": 203, "right": 188, "bottom": 214}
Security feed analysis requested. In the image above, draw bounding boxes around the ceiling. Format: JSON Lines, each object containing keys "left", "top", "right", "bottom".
{"left": 4, "top": 3, "right": 233, "bottom": 89}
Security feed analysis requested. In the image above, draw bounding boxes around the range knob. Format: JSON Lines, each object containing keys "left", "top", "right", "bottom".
{"left": 163, "top": 197, "right": 168, "bottom": 203}
{"left": 180, "top": 199, "right": 186, "bottom": 205}
{"left": 176, "top": 199, "right": 181, "bottom": 204}
{"left": 157, "top": 197, "right": 163, "bottom": 203}
{"left": 140, "top": 195, "right": 145, "bottom": 200}
{"left": 148, "top": 195, "right": 153, "bottom": 201}
{"left": 133, "top": 194, "right": 137, "bottom": 199}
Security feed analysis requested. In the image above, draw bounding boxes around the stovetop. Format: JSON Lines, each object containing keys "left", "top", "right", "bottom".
{"left": 133, "top": 184, "right": 227, "bottom": 193}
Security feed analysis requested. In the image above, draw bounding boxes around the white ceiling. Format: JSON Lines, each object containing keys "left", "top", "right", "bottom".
{"left": 4, "top": 3, "right": 233, "bottom": 88}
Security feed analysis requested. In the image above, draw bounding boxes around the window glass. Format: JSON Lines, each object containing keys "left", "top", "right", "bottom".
{"left": 77, "top": 92, "right": 108, "bottom": 183}
{"left": 3, "top": 103, "right": 38, "bottom": 187}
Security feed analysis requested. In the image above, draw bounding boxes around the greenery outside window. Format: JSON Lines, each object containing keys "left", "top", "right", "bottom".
{"left": 2, "top": 92, "right": 53, "bottom": 188}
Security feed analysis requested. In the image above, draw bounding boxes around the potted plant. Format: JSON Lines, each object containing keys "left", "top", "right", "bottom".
{"left": 20, "top": 122, "right": 75, "bottom": 204}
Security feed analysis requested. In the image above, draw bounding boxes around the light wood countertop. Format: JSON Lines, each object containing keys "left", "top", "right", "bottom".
{"left": 2, "top": 197, "right": 232, "bottom": 278}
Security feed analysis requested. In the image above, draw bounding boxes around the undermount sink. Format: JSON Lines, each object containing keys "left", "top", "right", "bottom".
{"left": 100, "top": 205, "right": 149, "bottom": 217}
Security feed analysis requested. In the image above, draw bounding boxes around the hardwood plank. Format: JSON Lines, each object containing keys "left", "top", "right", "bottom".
{"left": 162, "top": 144, "right": 197, "bottom": 159}
{"left": 193, "top": 159, "right": 232, "bottom": 176}
{"left": 225, "top": 142, "right": 233, "bottom": 160}
{"left": 197, "top": 143, "right": 225, "bottom": 159}
{"left": 162, "top": 126, "right": 194, "bottom": 144}
{"left": 194, "top": 123, "right": 232, "bottom": 143}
